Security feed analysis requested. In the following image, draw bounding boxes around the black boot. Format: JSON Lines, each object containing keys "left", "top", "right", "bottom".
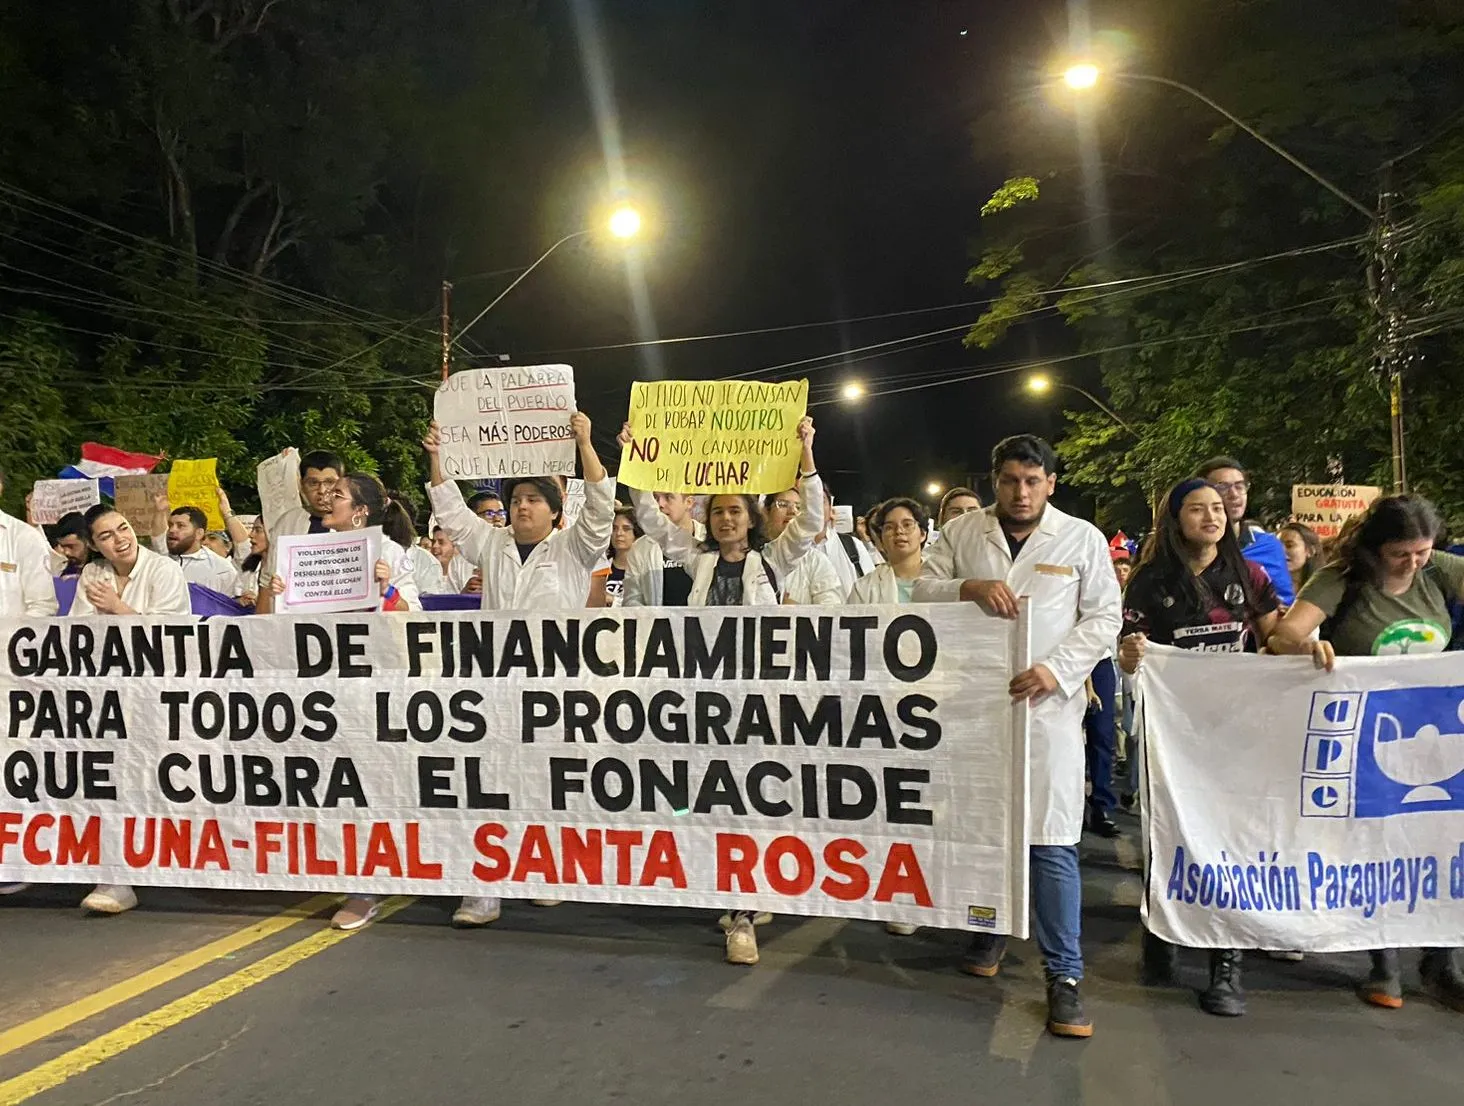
{"left": 1045, "top": 977, "right": 1093, "bottom": 1038}
{"left": 960, "top": 933, "right": 1008, "bottom": 978}
{"left": 1420, "top": 948, "right": 1464, "bottom": 1013}
{"left": 1140, "top": 929, "right": 1179, "bottom": 986}
{"left": 1087, "top": 803, "right": 1121, "bottom": 839}
{"left": 1198, "top": 949, "right": 1246, "bottom": 1017}
{"left": 1360, "top": 949, "right": 1403, "bottom": 1009}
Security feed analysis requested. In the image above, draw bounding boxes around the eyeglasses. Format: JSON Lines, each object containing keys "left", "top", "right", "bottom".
{"left": 1211, "top": 480, "right": 1249, "bottom": 495}
{"left": 882, "top": 520, "right": 922, "bottom": 535}
{"left": 770, "top": 499, "right": 799, "bottom": 512}
{"left": 303, "top": 477, "right": 338, "bottom": 492}
{"left": 330, "top": 489, "right": 354, "bottom": 504}
{"left": 476, "top": 507, "right": 508, "bottom": 521}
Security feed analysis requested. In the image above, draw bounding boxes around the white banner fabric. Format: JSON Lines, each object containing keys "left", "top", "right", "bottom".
{"left": 1139, "top": 646, "right": 1464, "bottom": 952}
{"left": 0, "top": 606, "right": 1030, "bottom": 935}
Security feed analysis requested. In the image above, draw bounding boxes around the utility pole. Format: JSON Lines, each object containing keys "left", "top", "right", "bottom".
{"left": 1373, "top": 162, "right": 1409, "bottom": 494}
{"left": 439, "top": 280, "right": 453, "bottom": 383}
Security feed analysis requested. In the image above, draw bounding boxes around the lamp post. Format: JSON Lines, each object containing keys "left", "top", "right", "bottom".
{"left": 1061, "top": 64, "right": 1407, "bottom": 492}
{"left": 448, "top": 204, "right": 643, "bottom": 361}
{"left": 1025, "top": 372, "right": 1137, "bottom": 435}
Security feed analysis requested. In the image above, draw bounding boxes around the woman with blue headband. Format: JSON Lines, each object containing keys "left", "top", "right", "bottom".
{"left": 1117, "top": 477, "right": 1281, "bottom": 1018}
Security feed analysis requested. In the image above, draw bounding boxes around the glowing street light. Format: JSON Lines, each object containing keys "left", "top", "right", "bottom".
{"left": 925, "top": 481, "right": 944, "bottom": 498}
{"left": 607, "top": 205, "right": 643, "bottom": 240}
{"left": 452, "top": 202, "right": 645, "bottom": 350}
{"left": 1023, "top": 373, "right": 1135, "bottom": 435}
{"left": 840, "top": 380, "right": 867, "bottom": 403}
{"left": 1063, "top": 63, "right": 1100, "bottom": 90}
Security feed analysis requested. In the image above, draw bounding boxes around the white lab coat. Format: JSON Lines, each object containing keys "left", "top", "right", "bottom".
{"left": 428, "top": 476, "right": 615, "bottom": 611}
{"left": 259, "top": 506, "right": 317, "bottom": 586}
{"left": 0, "top": 508, "right": 59, "bottom": 616}
{"left": 848, "top": 562, "right": 912, "bottom": 606}
{"left": 419, "top": 551, "right": 477, "bottom": 596}
{"left": 623, "top": 523, "right": 705, "bottom": 607}
{"left": 913, "top": 504, "right": 1121, "bottom": 845}
{"left": 782, "top": 546, "right": 845, "bottom": 605}
{"left": 69, "top": 546, "right": 193, "bottom": 618}
{"left": 631, "top": 476, "right": 826, "bottom": 608}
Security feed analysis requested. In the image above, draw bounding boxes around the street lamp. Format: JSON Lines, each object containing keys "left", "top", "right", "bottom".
{"left": 1024, "top": 372, "right": 1136, "bottom": 435}
{"left": 451, "top": 204, "right": 644, "bottom": 350}
{"left": 925, "top": 481, "right": 944, "bottom": 498}
{"left": 1060, "top": 62, "right": 1407, "bottom": 490}
{"left": 840, "top": 380, "right": 867, "bottom": 403}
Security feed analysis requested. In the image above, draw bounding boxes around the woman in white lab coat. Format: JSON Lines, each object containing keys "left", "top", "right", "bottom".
{"left": 849, "top": 497, "right": 927, "bottom": 607}
{"left": 267, "top": 473, "right": 420, "bottom": 931}
{"left": 620, "top": 416, "right": 822, "bottom": 966}
{"left": 70, "top": 504, "right": 193, "bottom": 915}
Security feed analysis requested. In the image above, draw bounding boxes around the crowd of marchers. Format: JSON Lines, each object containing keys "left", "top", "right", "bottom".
{"left": 2, "top": 411, "right": 1463, "bottom": 1041}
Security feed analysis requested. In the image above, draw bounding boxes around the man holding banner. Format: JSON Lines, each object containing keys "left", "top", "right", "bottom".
{"left": 424, "top": 409, "right": 613, "bottom": 927}
{"left": 915, "top": 434, "right": 1121, "bottom": 1039}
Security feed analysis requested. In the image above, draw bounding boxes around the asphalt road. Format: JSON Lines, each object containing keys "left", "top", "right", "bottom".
{"left": 2, "top": 819, "right": 1459, "bottom": 1106}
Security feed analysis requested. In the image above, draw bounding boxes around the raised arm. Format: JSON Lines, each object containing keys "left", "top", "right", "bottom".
{"left": 422, "top": 421, "right": 499, "bottom": 567}
{"left": 630, "top": 488, "right": 701, "bottom": 570}
{"left": 763, "top": 418, "right": 823, "bottom": 578}
{"left": 561, "top": 413, "right": 615, "bottom": 567}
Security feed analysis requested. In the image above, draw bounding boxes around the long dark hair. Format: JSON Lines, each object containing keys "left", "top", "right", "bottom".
{"left": 1131, "top": 479, "right": 1260, "bottom": 624}
{"left": 341, "top": 473, "right": 389, "bottom": 529}
{"left": 699, "top": 494, "right": 769, "bottom": 553}
{"left": 1331, "top": 495, "right": 1442, "bottom": 588}
{"left": 381, "top": 495, "right": 418, "bottom": 549}
{"left": 607, "top": 506, "right": 643, "bottom": 557}
{"left": 1278, "top": 521, "right": 1323, "bottom": 587}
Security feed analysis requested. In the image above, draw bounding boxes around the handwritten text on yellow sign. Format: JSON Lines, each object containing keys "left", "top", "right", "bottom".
{"left": 619, "top": 378, "right": 808, "bottom": 494}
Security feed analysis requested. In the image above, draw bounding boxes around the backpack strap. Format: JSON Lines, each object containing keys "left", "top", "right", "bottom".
{"left": 838, "top": 533, "right": 866, "bottom": 578}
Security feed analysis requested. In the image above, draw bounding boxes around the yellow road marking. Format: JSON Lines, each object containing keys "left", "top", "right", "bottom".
{"left": 0, "top": 896, "right": 414, "bottom": 1106}
{"left": 0, "top": 893, "right": 342, "bottom": 1059}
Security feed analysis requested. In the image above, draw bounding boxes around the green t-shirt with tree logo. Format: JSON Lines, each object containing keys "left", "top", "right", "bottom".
{"left": 1298, "top": 550, "right": 1464, "bottom": 657}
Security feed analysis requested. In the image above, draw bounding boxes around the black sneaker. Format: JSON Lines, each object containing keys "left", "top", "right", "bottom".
{"left": 960, "top": 933, "right": 1007, "bottom": 978}
{"left": 1420, "top": 948, "right": 1464, "bottom": 1013}
{"left": 1087, "top": 805, "right": 1121, "bottom": 839}
{"left": 1198, "top": 949, "right": 1246, "bottom": 1017}
{"left": 1360, "top": 949, "right": 1404, "bottom": 1009}
{"left": 1140, "top": 930, "right": 1179, "bottom": 986}
{"left": 1046, "top": 977, "right": 1093, "bottom": 1038}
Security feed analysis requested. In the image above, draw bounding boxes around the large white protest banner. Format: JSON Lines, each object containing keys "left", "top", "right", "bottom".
{"left": 30, "top": 479, "right": 100, "bottom": 525}
{"left": 274, "top": 527, "right": 382, "bottom": 614}
{"left": 434, "top": 365, "right": 576, "bottom": 481}
{"left": 1139, "top": 647, "right": 1464, "bottom": 952}
{"left": 0, "top": 606, "right": 1030, "bottom": 933}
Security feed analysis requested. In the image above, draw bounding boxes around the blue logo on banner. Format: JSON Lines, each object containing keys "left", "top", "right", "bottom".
{"left": 1301, "top": 687, "right": 1464, "bottom": 818}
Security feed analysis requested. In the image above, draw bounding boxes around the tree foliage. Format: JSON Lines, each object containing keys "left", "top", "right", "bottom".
{"left": 0, "top": 0, "right": 546, "bottom": 514}
{"left": 964, "top": 0, "right": 1464, "bottom": 532}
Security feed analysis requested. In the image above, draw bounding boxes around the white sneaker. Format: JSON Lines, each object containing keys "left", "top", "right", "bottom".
{"left": 451, "top": 896, "right": 502, "bottom": 927}
{"left": 718, "top": 910, "right": 773, "bottom": 930}
{"left": 725, "top": 916, "right": 759, "bottom": 965}
{"left": 82, "top": 884, "right": 138, "bottom": 914}
{"left": 0, "top": 882, "right": 30, "bottom": 895}
{"left": 885, "top": 922, "right": 919, "bottom": 936}
{"left": 330, "top": 896, "right": 381, "bottom": 931}
{"left": 530, "top": 899, "right": 563, "bottom": 907}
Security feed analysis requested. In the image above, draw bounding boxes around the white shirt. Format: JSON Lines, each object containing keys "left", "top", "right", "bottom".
{"left": 914, "top": 504, "right": 1121, "bottom": 845}
{"left": 70, "top": 546, "right": 192, "bottom": 618}
{"left": 170, "top": 545, "right": 240, "bottom": 595}
{"left": 428, "top": 476, "right": 616, "bottom": 612}
{"left": 781, "top": 547, "right": 845, "bottom": 605}
{"left": 419, "top": 550, "right": 477, "bottom": 596}
{"left": 821, "top": 528, "right": 875, "bottom": 594}
{"left": 0, "top": 508, "right": 59, "bottom": 617}
{"left": 623, "top": 523, "right": 705, "bottom": 607}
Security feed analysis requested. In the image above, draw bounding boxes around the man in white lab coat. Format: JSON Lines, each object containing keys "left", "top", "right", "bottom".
{"left": 0, "top": 467, "right": 58, "bottom": 619}
{"left": 914, "top": 434, "right": 1121, "bottom": 1039}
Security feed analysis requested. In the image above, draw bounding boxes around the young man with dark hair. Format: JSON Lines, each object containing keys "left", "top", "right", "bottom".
{"left": 161, "top": 505, "right": 238, "bottom": 593}
{"left": 424, "top": 412, "right": 614, "bottom": 928}
{"left": 762, "top": 485, "right": 844, "bottom": 604}
{"left": 1194, "top": 456, "right": 1295, "bottom": 607}
{"left": 914, "top": 433, "right": 1122, "bottom": 1039}
{"left": 255, "top": 449, "right": 347, "bottom": 610}
{"left": 46, "top": 512, "right": 91, "bottom": 576}
{"left": 466, "top": 492, "right": 507, "bottom": 527}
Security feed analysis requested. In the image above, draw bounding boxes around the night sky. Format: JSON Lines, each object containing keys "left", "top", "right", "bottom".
{"left": 454, "top": 0, "right": 1076, "bottom": 512}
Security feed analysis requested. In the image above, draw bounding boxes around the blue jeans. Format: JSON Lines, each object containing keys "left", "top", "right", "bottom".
{"left": 1084, "top": 659, "right": 1118, "bottom": 815}
{"left": 1031, "top": 844, "right": 1083, "bottom": 981}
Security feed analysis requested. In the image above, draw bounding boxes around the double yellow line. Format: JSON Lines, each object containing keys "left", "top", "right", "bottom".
{"left": 0, "top": 894, "right": 414, "bottom": 1106}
